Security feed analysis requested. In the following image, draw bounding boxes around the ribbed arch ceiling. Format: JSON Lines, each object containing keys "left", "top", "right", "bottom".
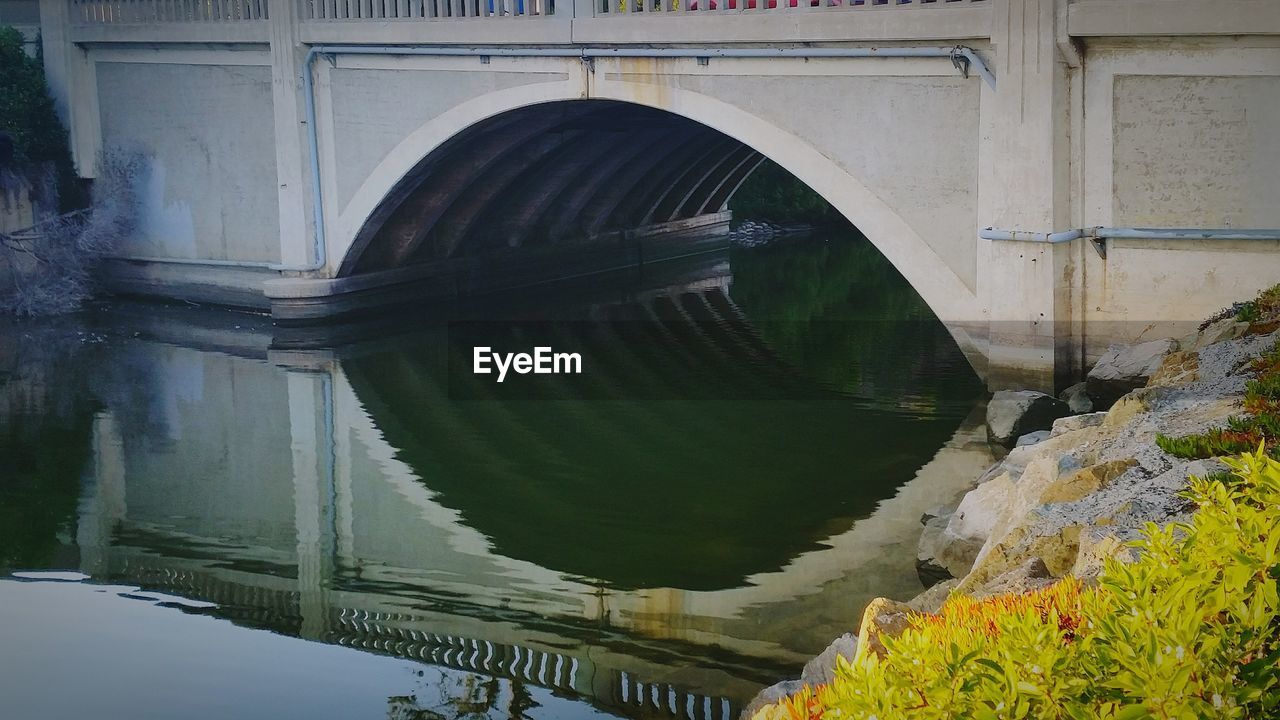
{"left": 340, "top": 100, "right": 764, "bottom": 277}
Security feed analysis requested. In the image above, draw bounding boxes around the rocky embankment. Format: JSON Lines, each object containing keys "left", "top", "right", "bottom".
{"left": 743, "top": 316, "right": 1278, "bottom": 719}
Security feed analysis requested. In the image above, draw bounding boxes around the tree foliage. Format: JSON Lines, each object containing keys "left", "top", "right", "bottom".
{"left": 0, "top": 26, "right": 84, "bottom": 211}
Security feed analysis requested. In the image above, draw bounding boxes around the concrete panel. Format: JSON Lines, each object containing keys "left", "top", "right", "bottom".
{"left": 1112, "top": 74, "right": 1280, "bottom": 228}
{"left": 668, "top": 72, "right": 981, "bottom": 290}
{"left": 1081, "top": 238, "right": 1280, "bottom": 360}
{"left": 96, "top": 61, "right": 281, "bottom": 262}
{"left": 1068, "top": 0, "right": 1280, "bottom": 37}
{"left": 328, "top": 65, "right": 571, "bottom": 209}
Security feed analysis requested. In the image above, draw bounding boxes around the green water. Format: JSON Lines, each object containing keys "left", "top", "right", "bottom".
{"left": 0, "top": 229, "right": 991, "bottom": 720}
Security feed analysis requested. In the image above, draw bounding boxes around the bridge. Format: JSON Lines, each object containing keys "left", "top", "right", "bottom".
{"left": 34, "top": 0, "right": 1280, "bottom": 388}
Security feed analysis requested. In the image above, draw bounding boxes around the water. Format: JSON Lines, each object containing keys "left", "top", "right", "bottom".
{"left": 0, "top": 229, "right": 995, "bottom": 720}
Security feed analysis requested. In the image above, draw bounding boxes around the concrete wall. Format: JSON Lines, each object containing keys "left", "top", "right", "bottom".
{"left": 1075, "top": 40, "right": 1280, "bottom": 357}
{"left": 95, "top": 55, "right": 281, "bottom": 263}
{"left": 601, "top": 62, "right": 983, "bottom": 293}
{"left": 327, "top": 63, "right": 572, "bottom": 209}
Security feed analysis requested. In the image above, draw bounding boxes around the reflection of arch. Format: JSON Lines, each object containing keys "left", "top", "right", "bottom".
{"left": 333, "top": 85, "right": 980, "bottom": 326}
{"left": 339, "top": 285, "right": 964, "bottom": 591}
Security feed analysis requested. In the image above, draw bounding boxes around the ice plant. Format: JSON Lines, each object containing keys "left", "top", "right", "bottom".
{"left": 754, "top": 448, "right": 1280, "bottom": 720}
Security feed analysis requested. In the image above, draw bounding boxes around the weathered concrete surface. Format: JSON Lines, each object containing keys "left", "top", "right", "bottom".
{"left": 95, "top": 61, "right": 282, "bottom": 264}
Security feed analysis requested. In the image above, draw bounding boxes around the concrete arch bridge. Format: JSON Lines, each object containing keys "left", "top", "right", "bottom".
{"left": 36, "top": 0, "right": 1280, "bottom": 387}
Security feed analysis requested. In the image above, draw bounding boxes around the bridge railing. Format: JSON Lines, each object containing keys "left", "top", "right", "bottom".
{"left": 70, "top": 0, "right": 268, "bottom": 23}
{"left": 594, "top": 0, "right": 982, "bottom": 15}
{"left": 303, "top": 0, "right": 553, "bottom": 20}
{"left": 65, "top": 0, "right": 982, "bottom": 24}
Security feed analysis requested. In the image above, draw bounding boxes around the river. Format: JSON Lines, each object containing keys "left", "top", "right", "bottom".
{"left": 0, "top": 228, "right": 995, "bottom": 720}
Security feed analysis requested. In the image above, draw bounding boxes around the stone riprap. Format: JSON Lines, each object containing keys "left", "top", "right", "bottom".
{"left": 985, "top": 390, "right": 1072, "bottom": 446}
{"left": 744, "top": 321, "right": 1280, "bottom": 720}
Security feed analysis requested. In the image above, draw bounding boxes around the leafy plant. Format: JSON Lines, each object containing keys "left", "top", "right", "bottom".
{"left": 1156, "top": 429, "right": 1262, "bottom": 460}
{"left": 0, "top": 26, "right": 84, "bottom": 212}
{"left": 754, "top": 448, "right": 1280, "bottom": 720}
{"left": 1242, "top": 285, "right": 1280, "bottom": 323}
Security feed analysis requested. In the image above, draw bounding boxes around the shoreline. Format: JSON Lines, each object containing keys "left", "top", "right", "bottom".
{"left": 745, "top": 314, "right": 1280, "bottom": 719}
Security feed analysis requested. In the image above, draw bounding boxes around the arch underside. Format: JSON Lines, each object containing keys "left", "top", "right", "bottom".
{"left": 340, "top": 100, "right": 764, "bottom": 277}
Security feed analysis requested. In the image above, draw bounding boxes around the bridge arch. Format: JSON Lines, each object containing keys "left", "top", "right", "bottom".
{"left": 333, "top": 83, "right": 982, "bottom": 329}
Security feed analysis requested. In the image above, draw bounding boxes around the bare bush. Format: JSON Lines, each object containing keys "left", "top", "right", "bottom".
{"left": 0, "top": 150, "right": 143, "bottom": 317}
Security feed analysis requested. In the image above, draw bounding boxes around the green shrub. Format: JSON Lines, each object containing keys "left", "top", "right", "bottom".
{"left": 0, "top": 26, "right": 84, "bottom": 211}
{"left": 1233, "top": 285, "right": 1280, "bottom": 325}
{"left": 755, "top": 447, "right": 1280, "bottom": 720}
{"left": 1156, "top": 430, "right": 1261, "bottom": 460}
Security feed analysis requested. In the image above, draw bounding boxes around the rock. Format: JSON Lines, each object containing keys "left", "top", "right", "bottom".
{"left": 1051, "top": 411, "right": 1107, "bottom": 436}
{"left": 924, "top": 471, "right": 1017, "bottom": 579}
{"left": 907, "top": 578, "right": 958, "bottom": 614}
{"left": 1086, "top": 338, "right": 1177, "bottom": 408}
{"left": 948, "top": 471, "right": 1015, "bottom": 542}
{"left": 963, "top": 523, "right": 1084, "bottom": 589}
{"left": 920, "top": 505, "right": 950, "bottom": 526}
{"left": 1149, "top": 350, "right": 1200, "bottom": 387}
{"left": 1186, "top": 318, "right": 1250, "bottom": 350}
{"left": 1058, "top": 381, "right": 1094, "bottom": 414}
{"left": 970, "top": 557, "right": 1054, "bottom": 598}
{"left": 986, "top": 390, "right": 1072, "bottom": 446}
{"left": 1102, "top": 389, "right": 1155, "bottom": 428}
{"left": 855, "top": 598, "right": 917, "bottom": 660}
{"left": 916, "top": 513, "right": 955, "bottom": 587}
{"left": 799, "top": 634, "right": 858, "bottom": 688}
{"left": 740, "top": 679, "right": 803, "bottom": 720}
{"left": 1015, "top": 430, "right": 1052, "bottom": 447}
{"left": 1070, "top": 528, "right": 1130, "bottom": 579}
{"left": 1040, "top": 458, "right": 1138, "bottom": 504}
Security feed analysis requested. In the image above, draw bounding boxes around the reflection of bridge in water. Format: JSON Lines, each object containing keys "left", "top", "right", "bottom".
{"left": 107, "top": 555, "right": 739, "bottom": 720}
{"left": 75, "top": 258, "right": 996, "bottom": 717}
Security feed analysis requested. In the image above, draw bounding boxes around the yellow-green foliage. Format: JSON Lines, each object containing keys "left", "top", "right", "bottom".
{"left": 755, "top": 448, "right": 1280, "bottom": 720}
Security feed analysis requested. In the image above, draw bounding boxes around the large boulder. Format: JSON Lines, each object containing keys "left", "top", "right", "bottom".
{"left": 1086, "top": 339, "right": 1177, "bottom": 408}
{"left": 986, "top": 390, "right": 1071, "bottom": 446}
{"left": 855, "top": 598, "right": 917, "bottom": 660}
{"left": 1183, "top": 317, "right": 1250, "bottom": 351}
{"left": 800, "top": 634, "right": 859, "bottom": 688}
{"left": 916, "top": 512, "right": 955, "bottom": 586}
{"left": 917, "top": 469, "right": 1016, "bottom": 580}
{"left": 1039, "top": 458, "right": 1138, "bottom": 504}
{"left": 1058, "top": 381, "right": 1094, "bottom": 414}
{"left": 970, "top": 557, "right": 1054, "bottom": 598}
{"left": 907, "top": 578, "right": 959, "bottom": 614}
{"left": 1051, "top": 411, "right": 1106, "bottom": 437}
{"left": 740, "top": 680, "right": 803, "bottom": 720}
